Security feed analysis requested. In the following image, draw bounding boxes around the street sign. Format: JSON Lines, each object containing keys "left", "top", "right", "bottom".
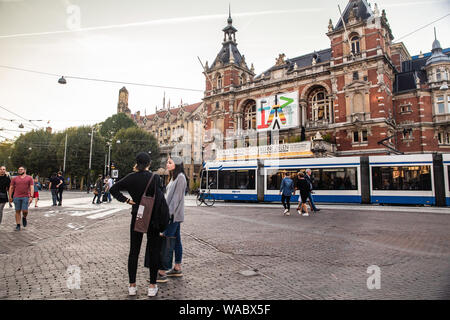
{"left": 111, "top": 170, "right": 119, "bottom": 178}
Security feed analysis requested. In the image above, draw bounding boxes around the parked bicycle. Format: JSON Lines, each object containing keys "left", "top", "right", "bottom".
{"left": 196, "top": 183, "right": 215, "bottom": 207}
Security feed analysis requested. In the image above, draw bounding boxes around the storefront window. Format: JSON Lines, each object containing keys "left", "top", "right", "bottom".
{"left": 371, "top": 166, "right": 432, "bottom": 191}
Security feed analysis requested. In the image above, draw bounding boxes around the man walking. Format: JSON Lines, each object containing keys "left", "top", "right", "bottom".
{"left": 304, "top": 169, "right": 320, "bottom": 213}
{"left": 105, "top": 175, "right": 113, "bottom": 203}
{"left": 56, "top": 171, "right": 65, "bottom": 206}
{"left": 0, "top": 166, "right": 11, "bottom": 225}
{"left": 279, "top": 172, "right": 295, "bottom": 216}
{"left": 9, "top": 166, "right": 34, "bottom": 231}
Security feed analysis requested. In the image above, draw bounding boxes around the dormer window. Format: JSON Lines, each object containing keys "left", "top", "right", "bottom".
{"left": 351, "top": 36, "right": 360, "bottom": 54}
{"left": 217, "top": 74, "right": 223, "bottom": 89}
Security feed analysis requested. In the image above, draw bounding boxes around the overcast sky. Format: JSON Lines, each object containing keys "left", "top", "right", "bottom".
{"left": 0, "top": 0, "right": 449, "bottom": 141}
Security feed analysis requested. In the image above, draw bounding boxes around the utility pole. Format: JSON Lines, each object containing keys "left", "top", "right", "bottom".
{"left": 63, "top": 133, "right": 68, "bottom": 172}
{"left": 87, "top": 126, "right": 94, "bottom": 193}
{"left": 107, "top": 143, "right": 112, "bottom": 176}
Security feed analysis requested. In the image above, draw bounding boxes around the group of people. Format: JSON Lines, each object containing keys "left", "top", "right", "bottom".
{"left": 279, "top": 168, "right": 320, "bottom": 216}
{"left": 91, "top": 175, "right": 114, "bottom": 204}
{"left": 110, "top": 153, "right": 186, "bottom": 297}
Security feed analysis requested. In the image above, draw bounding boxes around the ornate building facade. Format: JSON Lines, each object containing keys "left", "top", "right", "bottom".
{"left": 202, "top": 0, "right": 450, "bottom": 159}
{"left": 117, "top": 86, "right": 204, "bottom": 187}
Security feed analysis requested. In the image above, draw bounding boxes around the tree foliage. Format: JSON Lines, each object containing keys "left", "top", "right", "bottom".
{"left": 0, "top": 142, "right": 13, "bottom": 169}
{"left": 99, "top": 113, "right": 137, "bottom": 142}
{"left": 112, "top": 127, "right": 160, "bottom": 178}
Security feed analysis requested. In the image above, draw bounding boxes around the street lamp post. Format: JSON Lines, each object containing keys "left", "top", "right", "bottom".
{"left": 87, "top": 126, "right": 94, "bottom": 193}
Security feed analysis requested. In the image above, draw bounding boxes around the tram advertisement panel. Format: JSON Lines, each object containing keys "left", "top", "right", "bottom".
{"left": 257, "top": 91, "right": 299, "bottom": 132}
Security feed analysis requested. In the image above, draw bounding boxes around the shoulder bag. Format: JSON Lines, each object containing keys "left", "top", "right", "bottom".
{"left": 134, "top": 173, "right": 156, "bottom": 233}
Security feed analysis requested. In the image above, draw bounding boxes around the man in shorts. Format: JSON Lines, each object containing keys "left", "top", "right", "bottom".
{"left": 9, "top": 166, "right": 34, "bottom": 231}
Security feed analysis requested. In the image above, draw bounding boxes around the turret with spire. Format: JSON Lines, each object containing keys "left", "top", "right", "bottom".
{"left": 204, "top": 6, "right": 255, "bottom": 91}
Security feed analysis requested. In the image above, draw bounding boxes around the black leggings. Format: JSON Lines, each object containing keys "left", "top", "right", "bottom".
{"left": 129, "top": 215, "right": 162, "bottom": 284}
{"left": 281, "top": 195, "right": 291, "bottom": 210}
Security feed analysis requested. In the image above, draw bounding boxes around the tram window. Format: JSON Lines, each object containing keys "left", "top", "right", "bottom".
{"left": 266, "top": 170, "right": 300, "bottom": 190}
{"left": 267, "top": 168, "right": 357, "bottom": 191}
{"left": 201, "top": 171, "right": 207, "bottom": 189}
{"left": 218, "top": 170, "right": 256, "bottom": 189}
{"left": 310, "top": 167, "right": 358, "bottom": 190}
{"left": 371, "top": 166, "right": 432, "bottom": 191}
{"left": 208, "top": 170, "right": 218, "bottom": 189}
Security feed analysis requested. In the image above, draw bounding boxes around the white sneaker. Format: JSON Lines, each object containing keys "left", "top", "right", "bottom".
{"left": 148, "top": 285, "right": 158, "bottom": 297}
{"left": 302, "top": 213, "right": 309, "bottom": 217}
{"left": 283, "top": 209, "right": 288, "bottom": 215}
{"left": 128, "top": 286, "right": 137, "bottom": 296}
{"left": 297, "top": 210, "right": 302, "bottom": 215}
{"left": 286, "top": 210, "right": 290, "bottom": 216}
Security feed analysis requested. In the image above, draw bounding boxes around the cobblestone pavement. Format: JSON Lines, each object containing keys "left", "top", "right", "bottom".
{"left": 0, "top": 192, "right": 449, "bottom": 300}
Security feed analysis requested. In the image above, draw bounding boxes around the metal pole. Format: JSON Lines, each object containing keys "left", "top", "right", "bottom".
{"left": 104, "top": 153, "right": 107, "bottom": 176}
{"left": 108, "top": 144, "right": 112, "bottom": 176}
{"left": 63, "top": 133, "right": 68, "bottom": 172}
{"left": 87, "top": 126, "right": 94, "bottom": 193}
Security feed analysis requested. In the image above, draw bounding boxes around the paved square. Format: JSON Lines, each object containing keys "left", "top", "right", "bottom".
{"left": 0, "top": 191, "right": 449, "bottom": 300}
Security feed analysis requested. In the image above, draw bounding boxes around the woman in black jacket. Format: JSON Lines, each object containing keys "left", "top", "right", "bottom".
{"left": 110, "top": 152, "right": 165, "bottom": 297}
{"left": 296, "top": 172, "right": 311, "bottom": 217}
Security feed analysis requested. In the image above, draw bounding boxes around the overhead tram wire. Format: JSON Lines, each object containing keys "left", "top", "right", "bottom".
{"left": 394, "top": 13, "right": 450, "bottom": 43}
{"left": 0, "top": 105, "right": 41, "bottom": 129}
{"left": 0, "top": 65, "right": 204, "bottom": 93}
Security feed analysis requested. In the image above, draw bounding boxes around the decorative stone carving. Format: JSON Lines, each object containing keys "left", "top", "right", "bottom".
{"left": 328, "top": 19, "right": 333, "bottom": 32}
{"left": 275, "top": 53, "right": 286, "bottom": 66}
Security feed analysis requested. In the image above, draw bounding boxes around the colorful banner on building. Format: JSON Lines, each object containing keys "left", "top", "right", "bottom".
{"left": 257, "top": 92, "right": 299, "bottom": 132}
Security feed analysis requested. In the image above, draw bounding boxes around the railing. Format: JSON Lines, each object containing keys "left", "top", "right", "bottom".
{"left": 433, "top": 113, "right": 450, "bottom": 122}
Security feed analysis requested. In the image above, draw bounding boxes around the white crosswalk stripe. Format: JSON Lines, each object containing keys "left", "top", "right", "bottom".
{"left": 70, "top": 208, "right": 110, "bottom": 217}
{"left": 86, "top": 208, "right": 123, "bottom": 219}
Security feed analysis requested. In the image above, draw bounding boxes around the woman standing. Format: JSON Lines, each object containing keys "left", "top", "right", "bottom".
{"left": 296, "top": 172, "right": 311, "bottom": 217}
{"left": 110, "top": 152, "right": 165, "bottom": 297}
{"left": 157, "top": 156, "right": 186, "bottom": 282}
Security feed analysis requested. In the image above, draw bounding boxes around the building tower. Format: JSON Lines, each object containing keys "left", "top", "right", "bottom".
{"left": 117, "top": 86, "right": 131, "bottom": 114}
{"left": 203, "top": 8, "right": 255, "bottom": 140}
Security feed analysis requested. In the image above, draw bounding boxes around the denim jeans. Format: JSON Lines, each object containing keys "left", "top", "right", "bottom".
{"left": 0, "top": 202, "right": 5, "bottom": 224}
{"left": 161, "top": 221, "right": 182, "bottom": 270}
{"left": 51, "top": 189, "right": 58, "bottom": 205}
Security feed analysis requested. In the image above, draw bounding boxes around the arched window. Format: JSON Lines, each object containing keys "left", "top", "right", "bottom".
{"left": 436, "top": 69, "right": 441, "bottom": 81}
{"left": 309, "top": 88, "right": 331, "bottom": 122}
{"left": 217, "top": 74, "right": 223, "bottom": 89}
{"left": 239, "top": 74, "right": 246, "bottom": 85}
{"left": 243, "top": 103, "right": 257, "bottom": 130}
{"left": 351, "top": 35, "right": 360, "bottom": 54}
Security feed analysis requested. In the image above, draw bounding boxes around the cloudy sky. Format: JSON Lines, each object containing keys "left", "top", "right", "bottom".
{"left": 0, "top": 0, "right": 449, "bottom": 141}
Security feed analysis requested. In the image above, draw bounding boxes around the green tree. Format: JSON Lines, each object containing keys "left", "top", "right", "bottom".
{"left": 112, "top": 127, "right": 160, "bottom": 178}
{"left": 10, "top": 129, "right": 57, "bottom": 177}
{"left": 0, "top": 142, "right": 13, "bottom": 169}
{"left": 99, "top": 113, "right": 137, "bottom": 142}
{"left": 58, "top": 126, "right": 106, "bottom": 184}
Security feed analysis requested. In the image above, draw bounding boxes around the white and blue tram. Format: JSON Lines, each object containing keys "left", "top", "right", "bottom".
{"left": 199, "top": 154, "right": 450, "bottom": 206}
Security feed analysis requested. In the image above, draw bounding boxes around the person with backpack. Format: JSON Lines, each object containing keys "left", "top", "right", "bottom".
{"left": 110, "top": 152, "right": 169, "bottom": 297}
{"left": 157, "top": 156, "right": 187, "bottom": 282}
{"left": 279, "top": 172, "right": 295, "bottom": 216}
{"left": 92, "top": 175, "right": 103, "bottom": 204}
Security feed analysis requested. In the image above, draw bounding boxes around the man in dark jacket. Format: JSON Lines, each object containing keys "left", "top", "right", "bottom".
{"left": 305, "top": 169, "right": 320, "bottom": 212}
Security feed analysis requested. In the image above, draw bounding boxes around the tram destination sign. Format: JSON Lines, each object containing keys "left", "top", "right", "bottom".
{"left": 257, "top": 91, "right": 299, "bottom": 132}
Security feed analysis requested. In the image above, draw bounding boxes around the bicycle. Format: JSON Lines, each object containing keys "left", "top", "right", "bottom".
{"left": 196, "top": 184, "right": 215, "bottom": 207}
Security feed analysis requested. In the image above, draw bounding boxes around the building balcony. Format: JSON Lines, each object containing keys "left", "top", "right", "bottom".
{"left": 433, "top": 113, "right": 450, "bottom": 123}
